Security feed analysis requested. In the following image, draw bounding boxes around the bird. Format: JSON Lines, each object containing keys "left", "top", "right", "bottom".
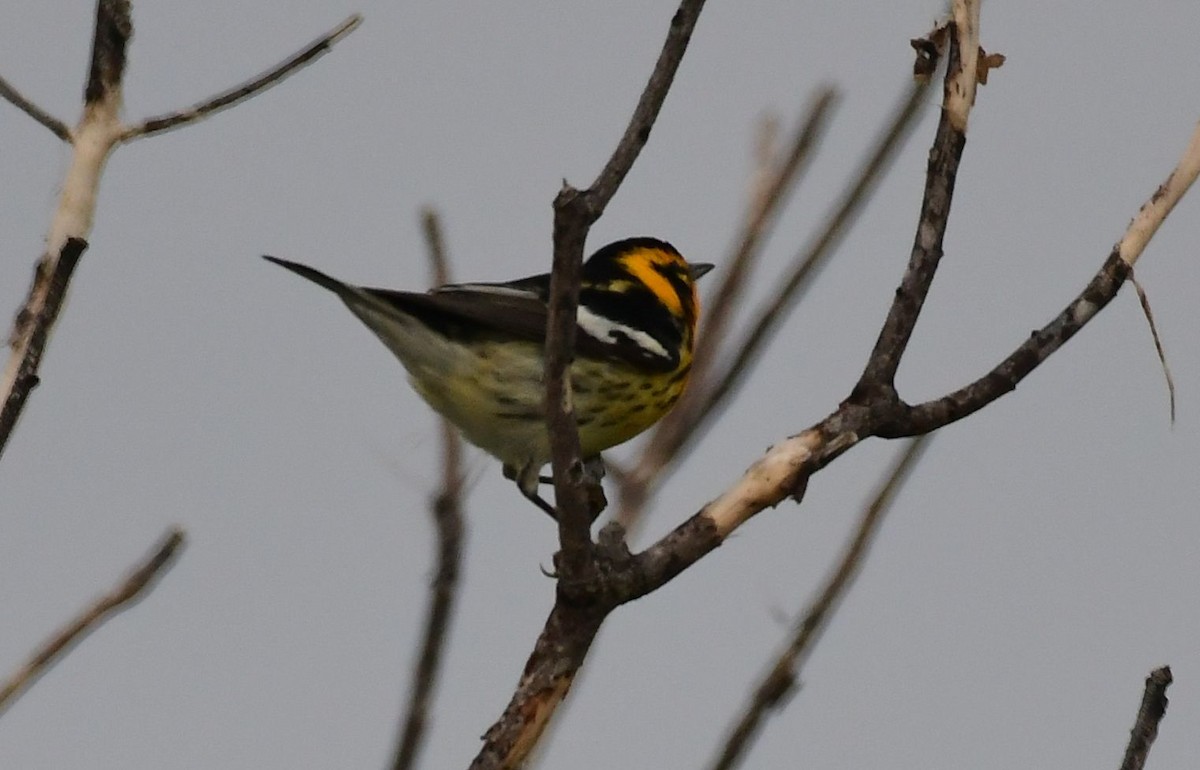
{"left": 264, "top": 237, "right": 713, "bottom": 517}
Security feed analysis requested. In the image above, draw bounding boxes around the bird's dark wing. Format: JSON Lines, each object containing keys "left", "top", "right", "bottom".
{"left": 263, "top": 256, "right": 677, "bottom": 371}
{"left": 366, "top": 283, "right": 551, "bottom": 345}
{"left": 370, "top": 280, "right": 678, "bottom": 371}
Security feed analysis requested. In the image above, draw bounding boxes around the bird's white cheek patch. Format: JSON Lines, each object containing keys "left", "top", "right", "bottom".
{"left": 576, "top": 305, "right": 671, "bottom": 362}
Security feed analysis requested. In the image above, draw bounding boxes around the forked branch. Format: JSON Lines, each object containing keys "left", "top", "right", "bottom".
{"left": 0, "top": 5, "right": 360, "bottom": 461}
{"left": 475, "top": 2, "right": 1199, "bottom": 765}
{"left": 543, "top": 0, "right": 708, "bottom": 577}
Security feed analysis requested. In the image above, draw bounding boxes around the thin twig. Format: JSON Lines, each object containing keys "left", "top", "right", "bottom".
{"left": 121, "top": 14, "right": 362, "bottom": 141}
{"left": 636, "top": 77, "right": 929, "bottom": 487}
{"left": 0, "top": 527, "right": 186, "bottom": 716}
{"left": 544, "top": 0, "right": 707, "bottom": 577}
{"left": 420, "top": 207, "right": 452, "bottom": 288}
{"left": 391, "top": 209, "right": 466, "bottom": 770}
{"left": 693, "top": 89, "right": 837, "bottom": 387}
{"left": 0, "top": 76, "right": 72, "bottom": 142}
{"left": 586, "top": 1, "right": 709, "bottom": 207}
{"left": 709, "top": 437, "right": 929, "bottom": 770}
{"left": 1118, "top": 666, "right": 1173, "bottom": 770}
{"left": 1129, "top": 273, "right": 1175, "bottom": 423}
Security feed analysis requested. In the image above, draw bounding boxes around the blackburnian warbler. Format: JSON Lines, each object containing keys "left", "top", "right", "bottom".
{"left": 264, "top": 237, "right": 712, "bottom": 515}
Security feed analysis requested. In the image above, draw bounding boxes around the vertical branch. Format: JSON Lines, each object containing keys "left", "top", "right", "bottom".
{"left": 391, "top": 209, "right": 466, "bottom": 770}
{"left": 1118, "top": 667, "right": 1173, "bottom": 770}
{"left": 545, "top": 0, "right": 708, "bottom": 575}
{"left": 853, "top": 8, "right": 978, "bottom": 398}
{"left": 0, "top": 0, "right": 134, "bottom": 460}
{"left": 472, "top": 4, "right": 709, "bottom": 767}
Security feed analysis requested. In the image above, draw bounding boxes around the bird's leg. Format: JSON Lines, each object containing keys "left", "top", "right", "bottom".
{"left": 538, "top": 455, "right": 606, "bottom": 485}
{"left": 507, "top": 463, "right": 560, "bottom": 521}
{"left": 522, "top": 487, "right": 561, "bottom": 520}
{"left": 581, "top": 456, "right": 608, "bottom": 521}
{"left": 511, "top": 459, "right": 608, "bottom": 522}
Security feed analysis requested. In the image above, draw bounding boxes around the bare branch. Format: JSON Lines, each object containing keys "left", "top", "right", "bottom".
{"left": 475, "top": 4, "right": 1198, "bottom": 767}
{"left": 884, "top": 116, "right": 1200, "bottom": 437}
{"left": 586, "top": 0, "right": 709, "bottom": 207}
{"left": 1118, "top": 122, "right": 1200, "bottom": 267}
{"left": 625, "top": 0, "right": 1196, "bottom": 593}
{"left": 392, "top": 209, "right": 467, "bottom": 770}
{"left": 1119, "top": 666, "right": 1173, "bottom": 770}
{"left": 420, "top": 207, "right": 452, "bottom": 287}
{"left": 120, "top": 14, "right": 362, "bottom": 141}
{"left": 0, "top": 76, "right": 72, "bottom": 142}
{"left": 0, "top": 527, "right": 185, "bottom": 716}
{"left": 472, "top": 4, "right": 710, "bottom": 760}
{"left": 854, "top": 13, "right": 977, "bottom": 397}
{"left": 85, "top": 0, "right": 132, "bottom": 106}
{"left": 692, "top": 88, "right": 837, "bottom": 388}
{"left": 636, "top": 77, "right": 929, "bottom": 488}
{"left": 544, "top": 0, "right": 707, "bottom": 576}
{"left": 470, "top": 601, "right": 607, "bottom": 770}
{"left": 709, "top": 437, "right": 929, "bottom": 770}
{"left": 1, "top": 10, "right": 360, "bottom": 462}
{"left": 0, "top": 238, "right": 88, "bottom": 461}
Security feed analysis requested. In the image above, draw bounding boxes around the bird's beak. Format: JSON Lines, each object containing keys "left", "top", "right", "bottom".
{"left": 689, "top": 263, "right": 715, "bottom": 280}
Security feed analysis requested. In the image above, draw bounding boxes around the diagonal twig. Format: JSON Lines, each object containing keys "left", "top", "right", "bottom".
{"left": 708, "top": 79, "right": 929, "bottom": 432}
{"left": 0, "top": 238, "right": 88, "bottom": 460}
{"left": 121, "top": 14, "right": 362, "bottom": 141}
{"left": 0, "top": 527, "right": 185, "bottom": 716}
{"left": 391, "top": 208, "right": 467, "bottom": 770}
{"left": 689, "top": 88, "right": 838, "bottom": 391}
{"left": 709, "top": 437, "right": 929, "bottom": 770}
{"left": 622, "top": 0, "right": 1195, "bottom": 596}
{"left": 620, "top": 88, "right": 842, "bottom": 523}
{"left": 619, "top": 76, "right": 929, "bottom": 520}
{"left": 0, "top": 76, "right": 72, "bottom": 142}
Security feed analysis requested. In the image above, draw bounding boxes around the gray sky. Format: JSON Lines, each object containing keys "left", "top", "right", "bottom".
{"left": 3, "top": 2, "right": 1199, "bottom": 768}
